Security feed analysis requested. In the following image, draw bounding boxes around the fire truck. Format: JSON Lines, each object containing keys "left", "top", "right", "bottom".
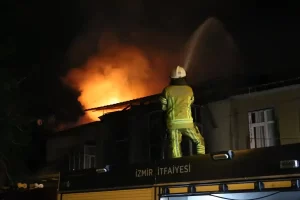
{"left": 57, "top": 143, "right": 300, "bottom": 200}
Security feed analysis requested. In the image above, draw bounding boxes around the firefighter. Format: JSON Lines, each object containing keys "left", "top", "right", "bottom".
{"left": 159, "top": 66, "right": 205, "bottom": 158}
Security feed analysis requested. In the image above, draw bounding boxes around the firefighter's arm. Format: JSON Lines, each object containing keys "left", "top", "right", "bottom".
{"left": 159, "top": 89, "right": 167, "bottom": 111}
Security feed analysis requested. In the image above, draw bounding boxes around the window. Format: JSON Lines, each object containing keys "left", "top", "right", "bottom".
{"left": 69, "top": 151, "right": 83, "bottom": 171}
{"left": 248, "top": 108, "right": 277, "bottom": 149}
{"left": 83, "top": 145, "right": 96, "bottom": 169}
{"left": 68, "top": 145, "right": 96, "bottom": 171}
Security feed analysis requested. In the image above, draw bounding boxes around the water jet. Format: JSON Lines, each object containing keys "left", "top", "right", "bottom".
{"left": 182, "top": 17, "right": 242, "bottom": 86}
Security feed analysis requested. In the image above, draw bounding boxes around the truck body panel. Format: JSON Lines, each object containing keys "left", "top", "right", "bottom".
{"left": 58, "top": 144, "right": 300, "bottom": 200}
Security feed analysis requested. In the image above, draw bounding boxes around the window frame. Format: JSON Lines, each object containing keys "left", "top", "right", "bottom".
{"left": 83, "top": 145, "right": 96, "bottom": 169}
{"left": 248, "top": 108, "right": 276, "bottom": 149}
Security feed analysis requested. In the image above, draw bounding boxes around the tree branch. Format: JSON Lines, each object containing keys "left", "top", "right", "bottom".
{"left": 16, "top": 77, "right": 27, "bottom": 86}
{"left": 15, "top": 125, "right": 24, "bottom": 132}
{"left": 0, "top": 153, "right": 13, "bottom": 185}
{"left": 11, "top": 140, "right": 28, "bottom": 146}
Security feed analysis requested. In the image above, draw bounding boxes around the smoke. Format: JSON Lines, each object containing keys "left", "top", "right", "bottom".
{"left": 59, "top": 17, "right": 242, "bottom": 129}
{"left": 62, "top": 32, "right": 181, "bottom": 127}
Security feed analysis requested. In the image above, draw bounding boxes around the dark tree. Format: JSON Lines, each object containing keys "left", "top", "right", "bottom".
{"left": 0, "top": 67, "right": 45, "bottom": 189}
{"left": 0, "top": 30, "right": 48, "bottom": 190}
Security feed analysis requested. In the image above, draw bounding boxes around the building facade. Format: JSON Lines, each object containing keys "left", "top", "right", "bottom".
{"left": 202, "top": 83, "right": 300, "bottom": 152}
{"left": 43, "top": 81, "right": 300, "bottom": 175}
{"left": 44, "top": 102, "right": 202, "bottom": 173}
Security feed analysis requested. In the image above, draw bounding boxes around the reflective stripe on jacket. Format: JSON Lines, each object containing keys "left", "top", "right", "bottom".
{"left": 159, "top": 85, "right": 194, "bottom": 129}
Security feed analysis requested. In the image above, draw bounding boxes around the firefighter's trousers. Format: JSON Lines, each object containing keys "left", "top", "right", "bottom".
{"left": 168, "top": 125, "right": 205, "bottom": 158}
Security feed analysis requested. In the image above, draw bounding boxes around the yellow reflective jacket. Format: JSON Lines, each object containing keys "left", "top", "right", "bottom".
{"left": 159, "top": 85, "right": 194, "bottom": 129}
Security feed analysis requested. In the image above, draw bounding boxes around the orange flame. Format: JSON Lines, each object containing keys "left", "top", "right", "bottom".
{"left": 64, "top": 42, "right": 168, "bottom": 124}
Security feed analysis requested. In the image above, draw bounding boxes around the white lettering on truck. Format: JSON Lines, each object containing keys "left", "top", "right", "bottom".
{"left": 135, "top": 163, "right": 191, "bottom": 178}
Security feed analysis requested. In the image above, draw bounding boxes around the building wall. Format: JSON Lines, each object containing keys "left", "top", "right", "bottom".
{"left": 202, "top": 84, "right": 300, "bottom": 152}
{"left": 201, "top": 99, "right": 233, "bottom": 152}
{"left": 46, "top": 122, "right": 103, "bottom": 163}
{"left": 45, "top": 99, "right": 205, "bottom": 169}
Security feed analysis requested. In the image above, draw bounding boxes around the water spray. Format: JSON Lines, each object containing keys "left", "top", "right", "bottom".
{"left": 183, "top": 24, "right": 204, "bottom": 72}
{"left": 182, "top": 17, "right": 241, "bottom": 86}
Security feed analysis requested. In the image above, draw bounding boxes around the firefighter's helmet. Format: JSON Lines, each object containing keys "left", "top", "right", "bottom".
{"left": 170, "top": 66, "right": 186, "bottom": 79}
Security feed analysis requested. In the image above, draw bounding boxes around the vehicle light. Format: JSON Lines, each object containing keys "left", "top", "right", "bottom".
{"left": 96, "top": 165, "right": 110, "bottom": 173}
{"left": 213, "top": 154, "right": 229, "bottom": 160}
{"left": 280, "top": 160, "right": 299, "bottom": 169}
{"left": 96, "top": 168, "right": 108, "bottom": 173}
{"left": 211, "top": 150, "right": 234, "bottom": 161}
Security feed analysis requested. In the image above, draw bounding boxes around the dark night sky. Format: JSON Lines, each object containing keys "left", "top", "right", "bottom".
{"left": 13, "top": 1, "right": 300, "bottom": 124}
